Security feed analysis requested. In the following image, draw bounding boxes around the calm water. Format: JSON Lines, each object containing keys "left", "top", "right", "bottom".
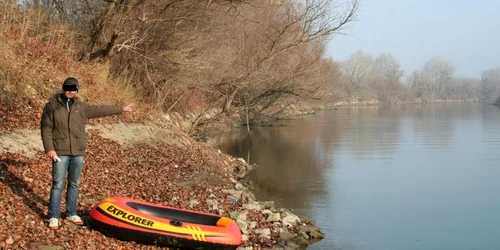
{"left": 210, "top": 103, "right": 500, "bottom": 250}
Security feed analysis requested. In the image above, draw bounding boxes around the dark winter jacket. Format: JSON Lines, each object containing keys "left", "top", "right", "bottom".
{"left": 40, "top": 93, "right": 123, "bottom": 156}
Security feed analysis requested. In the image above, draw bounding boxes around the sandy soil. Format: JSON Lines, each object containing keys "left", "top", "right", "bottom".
{"left": 0, "top": 122, "right": 192, "bottom": 158}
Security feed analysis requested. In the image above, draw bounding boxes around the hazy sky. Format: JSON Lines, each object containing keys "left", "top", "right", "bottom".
{"left": 326, "top": 0, "right": 500, "bottom": 78}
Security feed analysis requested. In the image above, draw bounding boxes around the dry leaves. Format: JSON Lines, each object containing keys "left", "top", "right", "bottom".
{"left": 0, "top": 128, "right": 284, "bottom": 249}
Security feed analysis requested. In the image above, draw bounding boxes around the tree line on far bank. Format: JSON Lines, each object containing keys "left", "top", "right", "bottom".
{"left": 339, "top": 50, "right": 500, "bottom": 105}
{"left": 1, "top": 0, "right": 499, "bottom": 133}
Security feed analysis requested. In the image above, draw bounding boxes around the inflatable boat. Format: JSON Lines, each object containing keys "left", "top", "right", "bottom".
{"left": 89, "top": 197, "right": 242, "bottom": 249}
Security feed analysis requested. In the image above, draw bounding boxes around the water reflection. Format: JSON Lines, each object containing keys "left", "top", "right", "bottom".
{"left": 211, "top": 125, "right": 331, "bottom": 215}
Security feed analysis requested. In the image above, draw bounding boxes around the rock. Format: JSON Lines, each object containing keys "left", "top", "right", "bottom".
{"left": 235, "top": 182, "right": 245, "bottom": 190}
{"left": 233, "top": 160, "right": 256, "bottom": 179}
{"left": 229, "top": 211, "right": 239, "bottom": 219}
{"left": 223, "top": 189, "right": 243, "bottom": 199}
{"left": 188, "top": 199, "right": 199, "bottom": 208}
{"left": 299, "top": 232, "right": 310, "bottom": 240}
{"left": 206, "top": 199, "right": 218, "bottom": 210}
{"left": 236, "top": 220, "right": 249, "bottom": 234}
{"left": 285, "top": 242, "right": 301, "bottom": 249}
{"left": 230, "top": 211, "right": 247, "bottom": 221}
{"left": 282, "top": 213, "right": 301, "bottom": 226}
{"left": 260, "top": 201, "right": 275, "bottom": 209}
{"left": 266, "top": 213, "right": 281, "bottom": 222}
{"left": 295, "top": 234, "right": 310, "bottom": 247}
{"left": 261, "top": 209, "right": 272, "bottom": 214}
{"left": 241, "top": 234, "right": 249, "bottom": 242}
{"left": 309, "top": 227, "right": 325, "bottom": 239}
{"left": 241, "top": 189, "right": 256, "bottom": 202}
{"left": 242, "top": 203, "right": 262, "bottom": 211}
{"left": 297, "top": 225, "right": 310, "bottom": 234}
{"left": 255, "top": 228, "right": 271, "bottom": 239}
{"left": 248, "top": 221, "right": 257, "bottom": 229}
{"left": 279, "top": 230, "right": 295, "bottom": 241}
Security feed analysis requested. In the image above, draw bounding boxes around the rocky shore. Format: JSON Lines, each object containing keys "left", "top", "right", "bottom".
{"left": 230, "top": 159, "right": 324, "bottom": 250}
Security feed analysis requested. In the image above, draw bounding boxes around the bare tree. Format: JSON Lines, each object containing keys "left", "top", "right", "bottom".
{"left": 371, "top": 52, "right": 404, "bottom": 103}
{"left": 406, "top": 70, "right": 429, "bottom": 101}
{"left": 451, "top": 77, "right": 481, "bottom": 101}
{"left": 157, "top": 0, "right": 360, "bottom": 132}
{"left": 374, "top": 53, "right": 403, "bottom": 86}
{"left": 422, "top": 56, "right": 455, "bottom": 99}
{"left": 481, "top": 67, "right": 500, "bottom": 102}
{"left": 215, "top": 0, "right": 359, "bottom": 113}
{"left": 340, "top": 50, "right": 373, "bottom": 98}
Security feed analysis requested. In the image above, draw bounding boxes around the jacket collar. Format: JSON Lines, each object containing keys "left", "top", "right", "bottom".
{"left": 48, "top": 92, "right": 84, "bottom": 104}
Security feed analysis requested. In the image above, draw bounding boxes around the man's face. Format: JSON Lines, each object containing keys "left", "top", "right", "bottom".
{"left": 63, "top": 90, "right": 77, "bottom": 99}
{"left": 62, "top": 85, "right": 78, "bottom": 99}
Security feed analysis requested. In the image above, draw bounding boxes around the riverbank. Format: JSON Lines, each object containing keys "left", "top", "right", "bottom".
{"left": 0, "top": 116, "right": 324, "bottom": 249}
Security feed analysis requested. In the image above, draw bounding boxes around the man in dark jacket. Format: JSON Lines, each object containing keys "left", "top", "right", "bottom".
{"left": 40, "top": 77, "right": 133, "bottom": 229}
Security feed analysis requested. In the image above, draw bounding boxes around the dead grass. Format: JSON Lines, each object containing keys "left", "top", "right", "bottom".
{"left": 0, "top": 5, "right": 152, "bottom": 131}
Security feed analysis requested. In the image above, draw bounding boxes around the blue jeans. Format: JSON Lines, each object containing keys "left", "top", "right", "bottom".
{"left": 48, "top": 155, "right": 84, "bottom": 219}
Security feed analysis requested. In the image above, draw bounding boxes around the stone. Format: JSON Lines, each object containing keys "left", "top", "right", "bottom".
{"left": 235, "top": 182, "right": 245, "bottom": 190}
{"left": 206, "top": 199, "right": 218, "bottom": 210}
{"left": 229, "top": 211, "right": 247, "bottom": 221}
{"left": 297, "top": 225, "right": 310, "bottom": 234}
{"left": 242, "top": 203, "right": 262, "bottom": 211}
{"left": 266, "top": 213, "right": 281, "bottom": 222}
{"left": 285, "top": 242, "right": 301, "bottom": 249}
{"left": 255, "top": 228, "right": 271, "bottom": 239}
{"left": 282, "top": 213, "right": 301, "bottom": 226}
{"left": 241, "top": 234, "right": 249, "bottom": 242}
{"left": 223, "top": 189, "right": 243, "bottom": 199}
{"left": 188, "top": 199, "right": 199, "bottom": 208}
{"left": 237, "top": 221, "right": 249, "bottom": 234}
{"left": 261, "top": 209, "right": 272, "bottom": 214}
{"left": 296, "top": 235, "right": 310, "bottom": 247}
{"left": 309, "top": 228, "right": 325, "bottom": 239}
{"left": 279, "top": 230, "right": 295, "bottom": 241}
{"left": 260, "top": 201, "right": 275, "bottom": 209}
{"left": 248, "top": 221, "right": 257, "bottom": 229}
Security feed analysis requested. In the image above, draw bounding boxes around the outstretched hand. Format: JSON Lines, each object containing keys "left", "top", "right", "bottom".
{"left": 122, "top": 103, "right": 134, "bottom": 112}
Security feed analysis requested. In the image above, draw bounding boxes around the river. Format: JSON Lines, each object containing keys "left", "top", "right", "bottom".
{"left": 210, "top": 103, "right": 500, "bottom": 250}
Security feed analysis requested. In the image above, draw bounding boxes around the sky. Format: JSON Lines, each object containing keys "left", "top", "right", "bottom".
{"left": 326, "top": 0, "right": 500, "bottom": 78}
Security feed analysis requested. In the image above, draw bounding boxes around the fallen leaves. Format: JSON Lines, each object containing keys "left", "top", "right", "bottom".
{"left": 0, "top": 128, "right": 276, "bottom": 249}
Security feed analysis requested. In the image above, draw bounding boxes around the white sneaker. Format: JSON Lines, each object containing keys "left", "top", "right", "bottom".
{"left": 66, "top": 215, "right": 84, "bottom": 225}
{"left": 48, "top": 218, "right": 59, "bottom": 229}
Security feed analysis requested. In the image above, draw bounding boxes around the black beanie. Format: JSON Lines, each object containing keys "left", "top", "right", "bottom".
{"left": 62, "top": 77, "right": 80, "bottom": 90}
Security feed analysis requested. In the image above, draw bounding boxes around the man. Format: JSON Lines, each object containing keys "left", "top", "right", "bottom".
{"left": 40, "top": 77, "right": 133, "bottom": 229}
